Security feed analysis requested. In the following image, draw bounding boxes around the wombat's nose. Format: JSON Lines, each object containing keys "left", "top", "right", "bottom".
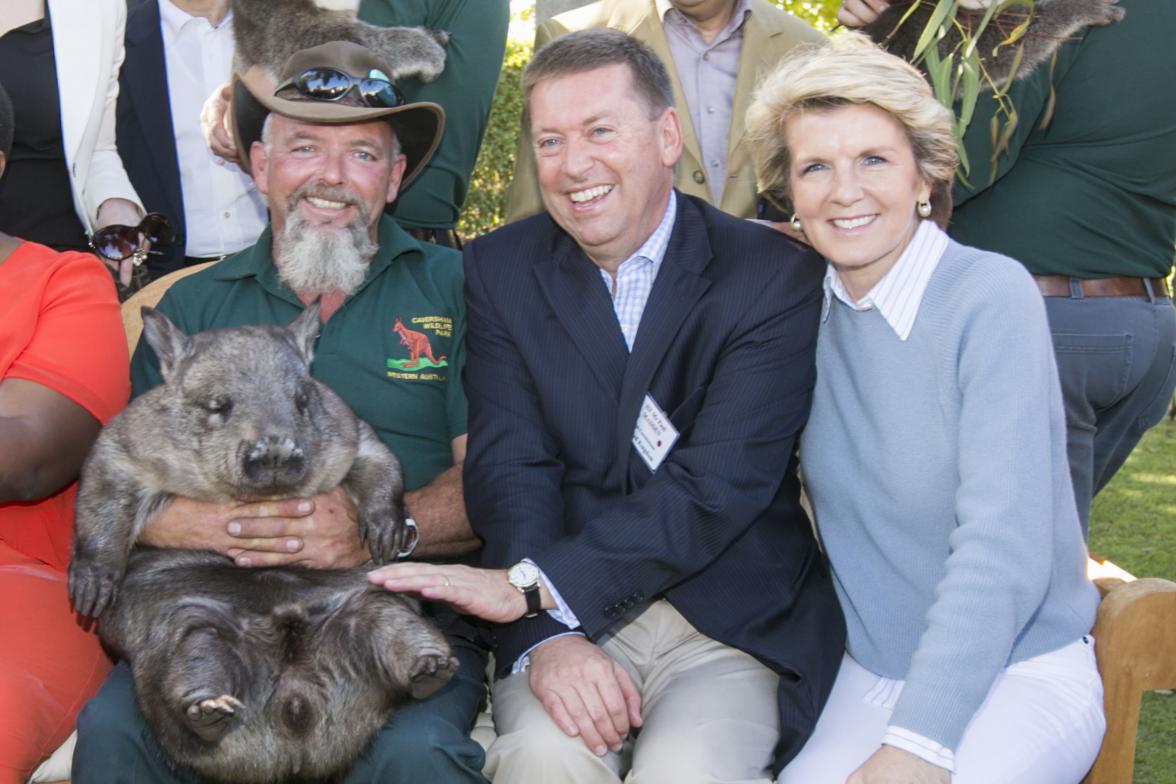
{"left": 242, "top": 436, "right": 307, "bottom": 487}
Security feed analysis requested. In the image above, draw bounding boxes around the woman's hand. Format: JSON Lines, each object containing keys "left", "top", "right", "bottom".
{"left": 201, "top": 82, "right": 240, "bottom": 163}
{"left": 847, "top": 746, "right": 950, "bottom": 784}
{"left": 837, "top": 0, "right": 890, "bottom": 27}
{"left": 94, "top": 198, "right": 145, "bottom": 287}
{"left": 752, "top": 218, "right": 810, "bottom": 245}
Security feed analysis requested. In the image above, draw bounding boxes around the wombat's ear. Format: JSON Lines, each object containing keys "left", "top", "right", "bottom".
{"left": 288, "top": 302, "right": 322, "bottom": 365}
{"left": 141, "top": 307, "right": 192, "bottom": 381}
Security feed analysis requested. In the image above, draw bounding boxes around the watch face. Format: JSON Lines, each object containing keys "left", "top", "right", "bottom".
{"left": 508, "top": 561, "right": 540, "bottom": 589}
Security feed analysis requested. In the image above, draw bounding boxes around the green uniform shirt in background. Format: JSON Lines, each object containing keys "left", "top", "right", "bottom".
{"left": 130, "top": 216, "right": 467, "bottom": 491}
{"left": 358, "top": 0, "right": 510, "bottom": 232}
{"left": 949, "top": 0, "right": 1176, "bottom": 279}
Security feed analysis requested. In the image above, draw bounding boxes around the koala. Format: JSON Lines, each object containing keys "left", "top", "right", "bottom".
{"left": 863, "top": 0, "right": 1124, "bottom": 86}
{"left": 69, "top": 305, "right": 458, "bottom": 783}
{"left": 230, "top": 0, "right": 449, "bottom": 83}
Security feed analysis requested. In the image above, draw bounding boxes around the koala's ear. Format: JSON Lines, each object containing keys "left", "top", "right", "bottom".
{"left": 288, "top": 302, "right": 322, "bottom": 365}
{"left": 141, "top": 307, "right": 192, "bottom": 381}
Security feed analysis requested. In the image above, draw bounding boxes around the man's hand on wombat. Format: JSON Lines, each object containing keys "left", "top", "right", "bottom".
{"left": 139, "top": 487, "right": 368, "bottom": 569}
{"left": 226, "top": 486, "right": 369, "bottom": 569}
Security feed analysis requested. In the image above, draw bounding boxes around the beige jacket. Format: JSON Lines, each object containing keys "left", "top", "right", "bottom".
{"left": 504, "top": 0, "right": 824, "bottom": 222}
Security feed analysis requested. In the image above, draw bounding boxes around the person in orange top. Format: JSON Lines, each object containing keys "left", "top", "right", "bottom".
{"left": 0, "top": 82, "right": 130, "bottom": 783}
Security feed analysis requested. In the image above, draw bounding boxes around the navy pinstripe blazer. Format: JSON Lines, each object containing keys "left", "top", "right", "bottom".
{"left": 463, "top": 193, "right": 845, "bottom": 768}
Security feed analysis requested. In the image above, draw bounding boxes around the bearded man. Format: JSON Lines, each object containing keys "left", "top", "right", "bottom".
{"left": 72, "top": 42, "right": 491, "bottom": 784}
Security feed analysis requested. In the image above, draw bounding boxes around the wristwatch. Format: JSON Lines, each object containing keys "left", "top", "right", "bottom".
{"left": 507, "top": 560, "right": 542, "bottom": 618}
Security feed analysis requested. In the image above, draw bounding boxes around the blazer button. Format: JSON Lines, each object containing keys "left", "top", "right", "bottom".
{"left": 692, "top": 170, "right": 705, "bottom": 184}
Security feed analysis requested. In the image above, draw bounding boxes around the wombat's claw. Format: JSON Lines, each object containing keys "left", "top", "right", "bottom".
{"left": 408, "top": 653, "right": 459, "bottom": 700}
{"left": 67, "top": 561, "right": 121, "bottom": 619}
{"left": 360, "top": 511, "right": 401, "bottom": 565}
{"left": 185, "top": 695, "right": 244, "bottom": 742}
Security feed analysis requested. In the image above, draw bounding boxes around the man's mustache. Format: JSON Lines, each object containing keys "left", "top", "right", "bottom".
{"left": 286, "top": 183, "right": 369, "bottom": 223}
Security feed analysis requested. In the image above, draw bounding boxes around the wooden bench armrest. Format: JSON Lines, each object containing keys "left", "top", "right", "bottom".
{"left": 1083, "top": 577, "right": 1176, "bottom": 784}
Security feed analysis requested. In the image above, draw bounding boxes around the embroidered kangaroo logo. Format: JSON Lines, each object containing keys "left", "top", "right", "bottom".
{"left": 393, "top": 317, "right": 447, "bottom": 369}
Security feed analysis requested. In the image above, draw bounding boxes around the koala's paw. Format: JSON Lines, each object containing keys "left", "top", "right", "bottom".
{"left": 408, "top": 652, "right": 460, "bottom": 700}
{"left": 368, "top": 27, "right": 448, "bottom": 83}
{"left": 67, "top": 559, "right": 122, "bottom": 619}
{"left": 1044, "top": 0, "right": 1124, "bottom": 32}
{"left": 1089, "top": 0, "right": 1125, "bottom": 26}
{"left": 184, "top": 694, "right": 244, "bottom": 742}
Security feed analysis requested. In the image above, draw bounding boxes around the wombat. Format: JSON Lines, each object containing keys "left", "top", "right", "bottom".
{"left": 231, "top": 0, "right": 449, "bottom": 83}
{"left": 863, "top": 0, "right": 1124, "bottom": 87}
{"left": 68, "top": 305, "right": 459, "bottom": 783}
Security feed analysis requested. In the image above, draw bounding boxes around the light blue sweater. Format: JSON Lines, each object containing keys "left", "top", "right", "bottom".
{"left": 800, "top": 240, "right": 1098, "bottom": 751}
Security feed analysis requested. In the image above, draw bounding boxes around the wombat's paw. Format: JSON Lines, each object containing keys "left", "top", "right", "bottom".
{"left": 67, "top": 560, "right": 122, "bottom": 619}
{"left": 358, "top": 509, "right": 402, "bottom": 564}
{"left": 408, "top": 653, "right": 459, "bottom": 700}
{"left": 184, "top": 694, "right": 244, "bottom": 742}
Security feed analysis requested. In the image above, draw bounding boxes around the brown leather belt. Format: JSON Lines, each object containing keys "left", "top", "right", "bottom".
{"left": 1034, "top": 275, "right": 1171, "bottom": 298}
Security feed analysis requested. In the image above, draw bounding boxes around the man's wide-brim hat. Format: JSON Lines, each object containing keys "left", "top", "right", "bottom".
{"left": 232, "top": 41, "right": 445, "bottom": 189}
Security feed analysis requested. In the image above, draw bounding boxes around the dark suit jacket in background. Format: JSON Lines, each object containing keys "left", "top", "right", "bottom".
{"left": 463, "top": 192, "right": 845, "bottom": 771}
{"left": 116, "top": 0, "right": 186, "bottom": 277}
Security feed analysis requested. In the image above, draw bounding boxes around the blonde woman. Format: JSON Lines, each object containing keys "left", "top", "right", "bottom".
{"left": 746, "top": 34, "right": 1104, "bottom": 784}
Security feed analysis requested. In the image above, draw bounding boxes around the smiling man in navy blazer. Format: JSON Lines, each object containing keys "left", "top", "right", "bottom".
{"left": 371, "top": 28, "right": 844, "bottom": 783}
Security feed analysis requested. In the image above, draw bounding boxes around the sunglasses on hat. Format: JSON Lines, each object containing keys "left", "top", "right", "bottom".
{"left": 88, "top": 213, "right": 175, "bottom": 266}
{"left": 274, "top": 67, "right": 406, "bottom": 109}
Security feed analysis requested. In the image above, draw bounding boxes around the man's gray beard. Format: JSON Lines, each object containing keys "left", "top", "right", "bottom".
{"left": 275, "top": 193, "right": 378, "bottom": 297}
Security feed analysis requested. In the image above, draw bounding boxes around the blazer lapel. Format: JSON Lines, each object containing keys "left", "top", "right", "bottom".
{"left": 124, "top": 3, "right": 183, "bottom": 213}
{"left": 533, "top": 229, "right": 629, "bottom": 402}
{"left": 722, "top": 8, "right": 777, "bottom": 208}
{"left": 613, "top": 195, "right": 712, "bottom": 468}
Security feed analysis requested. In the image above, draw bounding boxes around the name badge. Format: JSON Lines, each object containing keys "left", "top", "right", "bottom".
{"left": 632, "top": 394, "right": 680, "bottom": 473}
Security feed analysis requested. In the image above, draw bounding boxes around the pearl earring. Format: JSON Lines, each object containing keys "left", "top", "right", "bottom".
{"left": 790, "top": 215, "right": 803, "bottom": 232}
{"left": 917, "top": 201, "right": 932, "bottom": 219}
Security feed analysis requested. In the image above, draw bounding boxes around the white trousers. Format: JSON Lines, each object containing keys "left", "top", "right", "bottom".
{"left": 778, "top": 637, "right": 1105, "bottom": 784}
{"left": 485, "top": 600, "right": 781, "bottom": 784}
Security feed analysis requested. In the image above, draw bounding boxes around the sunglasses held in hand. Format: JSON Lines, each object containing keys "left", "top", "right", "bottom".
{"left": 88, "top": 212, "right": 175, "bottom": 267}
{"left": 274, "top": 67, "right": 406, "bottom": 109}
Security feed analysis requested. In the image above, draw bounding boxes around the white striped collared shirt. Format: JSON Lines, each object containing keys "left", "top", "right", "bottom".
{"left": 823, "top": 219, "right": 949, "bottom": 340}
{"left": 599, "top": 191, "right": 678, "bottom": 350}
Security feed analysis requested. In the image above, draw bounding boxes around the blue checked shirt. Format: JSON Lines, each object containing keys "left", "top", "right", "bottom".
{"left": 599, "top": 191, "right": 678, "bottom": 350}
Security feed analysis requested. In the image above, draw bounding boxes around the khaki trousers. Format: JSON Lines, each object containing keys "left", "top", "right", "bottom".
{"left": 485, "top": 600, "right": 780, "bottom": 784}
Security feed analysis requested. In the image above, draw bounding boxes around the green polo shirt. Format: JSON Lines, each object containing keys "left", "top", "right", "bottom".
{"left": 130, "top": 216, "right": 466, "bottom": 491}
{"left": 358, "top": 0, "right": 510, "bottom": 231}
{"left": 949, "top": 0, "right": 1176, "bottom": 278}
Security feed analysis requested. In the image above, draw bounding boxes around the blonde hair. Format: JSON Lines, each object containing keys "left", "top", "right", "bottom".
{"left": 745, "top": 33, "right": 957, "bottom": 220}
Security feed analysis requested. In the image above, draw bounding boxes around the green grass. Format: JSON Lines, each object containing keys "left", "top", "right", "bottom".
{"left": 1089, "top": 416, "right": 1176, "bottom": 783}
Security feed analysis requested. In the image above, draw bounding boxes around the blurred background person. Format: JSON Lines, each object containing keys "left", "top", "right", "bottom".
{"left": 747, "top": 34, "right": 1104, "bottom": 784}
{"left": 505, "top": 0, "right": 825, "bottom": 222}
{"left": 0, "top": 0, "right": 148, "bottom": 291}
{"left": 116, "top": 0, "right": 266, "bottom": 279}
{"left": 0, "top": 82, "right": 130, "bottom": 784}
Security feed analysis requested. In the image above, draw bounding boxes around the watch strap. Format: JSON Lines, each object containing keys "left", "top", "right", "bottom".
{"left": 523, "top": 583, "right": 541, "bottom": 618}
